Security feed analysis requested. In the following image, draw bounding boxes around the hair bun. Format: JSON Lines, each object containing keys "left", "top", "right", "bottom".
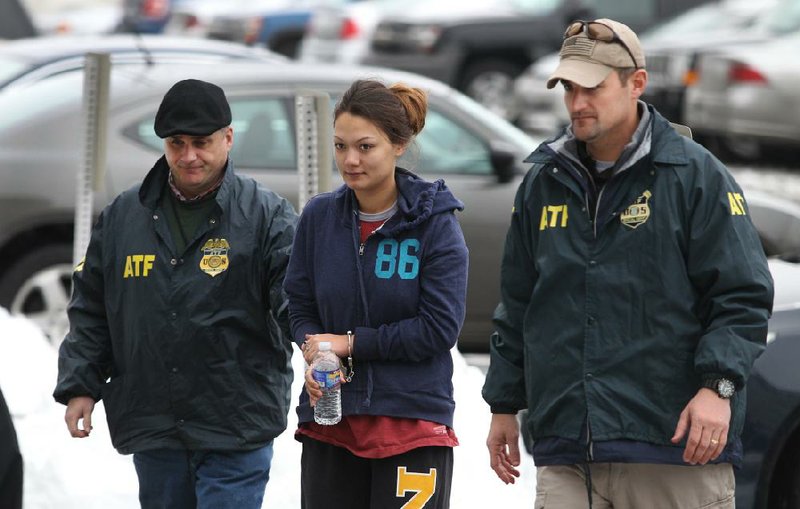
{"left": 390, "top": 83, "right": 427, "bottom": 136}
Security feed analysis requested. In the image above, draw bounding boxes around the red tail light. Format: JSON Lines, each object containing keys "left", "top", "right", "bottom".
{"left": 142, "top": 0, "right": 169, "bottom": 18}
{"left": 339, "top": 18, "right": 360, "bottom": 39}
{"left": 729, "top": 62, "right": 768, "bottom": 84}
{"left": 184, "top": 15, "right": 199, "bottom": 29}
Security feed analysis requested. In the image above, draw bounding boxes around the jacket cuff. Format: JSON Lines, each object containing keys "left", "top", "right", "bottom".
{"left": 490, "top": 406, "right": 518, "bottom": 414}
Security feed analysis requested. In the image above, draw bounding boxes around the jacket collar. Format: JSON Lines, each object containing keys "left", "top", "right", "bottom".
{"left": 139, "top": 156, "right": 235, "bottom": 210}
{"left": 524, "top": 104, "right": 690, "bottom": 168}
{"left": 332, "top": 167, "right": 464, "bottom": 234}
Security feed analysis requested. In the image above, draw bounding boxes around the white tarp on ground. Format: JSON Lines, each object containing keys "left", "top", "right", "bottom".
{"left": 0, "top": 308, "right": 536, "bottom": 508}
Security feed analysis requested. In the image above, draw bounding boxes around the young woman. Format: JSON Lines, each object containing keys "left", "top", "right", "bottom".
{"left": 283, "top": 79, "right": 469, "bottom": 508}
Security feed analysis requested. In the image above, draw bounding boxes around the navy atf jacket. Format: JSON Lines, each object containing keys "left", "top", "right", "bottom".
{"left": 54, "top": 157, "right": 297, "bottom": 454}
{"left": 284, "top": 168, "right": 468, "bottom": 427}
{"left": 482, "top": 107, "right": 774, "bottom": 465}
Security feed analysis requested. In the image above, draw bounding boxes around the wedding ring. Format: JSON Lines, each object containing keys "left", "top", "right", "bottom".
{"left": 710, "top": 438, "right": 719, "bottom": 445}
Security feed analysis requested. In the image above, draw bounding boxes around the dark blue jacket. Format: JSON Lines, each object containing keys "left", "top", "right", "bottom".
{"left": 284, "top": 168, "right": 469, "bottom": 427}
{"left": 483, "top": 107, "right": 773, "bottom": 466}
{"left": 54, "top": 157, "right": 297, "bottom": 454}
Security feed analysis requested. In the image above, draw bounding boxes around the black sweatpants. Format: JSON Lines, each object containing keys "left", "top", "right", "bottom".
{"left": 300, "top": 436, "right": 453, "bottom": 509}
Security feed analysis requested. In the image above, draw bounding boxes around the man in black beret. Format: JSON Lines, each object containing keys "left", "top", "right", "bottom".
{"left": 55, "top": 78, "right": 298, "bottom": 508}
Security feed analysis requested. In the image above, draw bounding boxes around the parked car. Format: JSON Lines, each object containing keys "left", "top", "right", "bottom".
{"left": 361, "top": 0, "right": 707, "bottom": 121}
{"left": 299, "top": 0, "right": 396, "bottom": 65}
{"left": 736, "top": 255, "right": 800, "bottom": 509}
{"left": 641, "top": 0, "right": 800, "bottom": 127}
{"left": 683, "top": 30, "right": 800, "bottom": 161}
{"left": 163, "top": 0, "right": 252, "bottom": 38}
{"left": 513, "top": 51, "right": 566, "bottom": 135}
{"left": 30, "top": 0, "right": 121, "bottom": 35}
{"left": 206, "top": 0, "right": 365, "bottom": 58}
{"left": 0, "top": 34, "right": 285, "bottom": 91}
{"left": 118, "top": 0, "right": 174, "bottom": 33}
{"left": 0, "top": 58, "right": 537, "bottom": 351}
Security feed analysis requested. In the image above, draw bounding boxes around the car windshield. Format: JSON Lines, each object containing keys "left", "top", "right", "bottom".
{"left": 451, "top": 91, "right": 537, "bottom": 150}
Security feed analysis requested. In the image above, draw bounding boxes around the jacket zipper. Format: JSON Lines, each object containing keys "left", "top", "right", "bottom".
{"left": 592, "top": 187, "right": 605, "bottom": 239}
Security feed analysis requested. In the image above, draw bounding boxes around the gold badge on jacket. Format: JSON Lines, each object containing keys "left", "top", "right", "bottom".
{"left": 199, "top": 238, "right": 230, "bottom": 277}
{"left": 620, "top": 190, "right": 652, "bottom": 229}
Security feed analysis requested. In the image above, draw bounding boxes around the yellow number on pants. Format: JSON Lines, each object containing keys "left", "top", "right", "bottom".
{"left": 396, "top": 466, "right": 437, "bottom": 509}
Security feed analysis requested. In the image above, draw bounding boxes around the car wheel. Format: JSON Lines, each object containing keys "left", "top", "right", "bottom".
{"left": 0, "top": 244, "right": 74, "bottom": 346}
{"left": 461, "top": 59, "right": 524, "bottom": 122}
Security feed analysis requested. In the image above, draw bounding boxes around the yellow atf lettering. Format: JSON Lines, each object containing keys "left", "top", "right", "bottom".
{"left": 396, "top": 466, "right": 437, "bottom": 509}
{"left": 728, "top": 192, "right": 746, "bottom": 215}
{"left": 540, "top": 204, "right": 568, "bottom": 230}
{"left": 124, "top": 254, "right": 156, "bottom": 278}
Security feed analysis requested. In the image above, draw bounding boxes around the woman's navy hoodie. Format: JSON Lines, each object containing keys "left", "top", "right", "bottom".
{"left": 284, "top": 168, "right": 469, "bottom": 427}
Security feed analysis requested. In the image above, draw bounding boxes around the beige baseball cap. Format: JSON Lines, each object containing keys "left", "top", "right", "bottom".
{"left": 547, "top": 18, "right": 645, "bottom": 89}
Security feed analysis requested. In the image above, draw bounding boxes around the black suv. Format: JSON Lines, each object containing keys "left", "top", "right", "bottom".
{"left": 362, "top": 0, "right": 706, "bottom": 121}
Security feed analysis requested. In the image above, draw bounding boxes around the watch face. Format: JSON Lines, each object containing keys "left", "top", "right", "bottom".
{"left": 717, "top": 378, "right": 735, "bottom": 398}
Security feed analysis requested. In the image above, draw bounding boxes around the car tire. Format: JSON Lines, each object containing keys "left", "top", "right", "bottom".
{"left": 0, "top": 244, "right": 74, "bottom": 346}
{"left": 461, "top": 59, "right": 524, "bottom": 122}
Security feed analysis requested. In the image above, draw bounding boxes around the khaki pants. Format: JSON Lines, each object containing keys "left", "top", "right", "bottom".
{"left": 535, "top": 463, "right": 735, "bottom": 509}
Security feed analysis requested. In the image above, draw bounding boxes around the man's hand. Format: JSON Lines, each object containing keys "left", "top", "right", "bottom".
{"left": 671, "top": 388, "right": 731, "bottom": 465}
{"left": 65, "top": 396, "right": 95, "bottom": 438}
{"left": 487, "top": 413, "right": 521, "bottom": 484}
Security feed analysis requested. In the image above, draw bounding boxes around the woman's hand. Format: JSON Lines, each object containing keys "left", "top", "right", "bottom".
{"left": 301, "top": 333, "right": 351, "bottom": 364}
{"left": 304, "top": 366, "right": 324, "bottom": 407}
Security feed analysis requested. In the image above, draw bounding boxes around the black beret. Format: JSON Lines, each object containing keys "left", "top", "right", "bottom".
{"left": 154, "top": 79, "right": 232, "bottom": 138}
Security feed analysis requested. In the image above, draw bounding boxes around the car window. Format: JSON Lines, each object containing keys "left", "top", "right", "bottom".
{"left": 406, "top": 108, "right": 493, "bottom": 175}
{"left": 128, "top": 96, "right": 296, "bottom": 169}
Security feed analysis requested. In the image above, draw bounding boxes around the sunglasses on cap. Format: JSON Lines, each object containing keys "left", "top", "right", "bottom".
{"left": 564, "top": 20, "right": 640, "bottom": 69}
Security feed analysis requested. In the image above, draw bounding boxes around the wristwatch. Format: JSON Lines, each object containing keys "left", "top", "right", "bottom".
{"left": 703, "top": 378, "right": 736, "bottom": 399}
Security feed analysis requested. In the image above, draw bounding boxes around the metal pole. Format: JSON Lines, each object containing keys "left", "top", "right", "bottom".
{"left": 295, "top": 90, "right": 332, "bottom": 210}
{"left": 73, "top": 52, "right": 110, "bottom": 267}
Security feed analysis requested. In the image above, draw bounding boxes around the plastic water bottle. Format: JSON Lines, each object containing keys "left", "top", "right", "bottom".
{"left": 312, "top": 342, "right": 342, "bottom": 425}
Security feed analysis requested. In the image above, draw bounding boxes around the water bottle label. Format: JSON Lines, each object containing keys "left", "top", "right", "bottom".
{"left": 313, "top": 369, "right": 341, "bottom": 390}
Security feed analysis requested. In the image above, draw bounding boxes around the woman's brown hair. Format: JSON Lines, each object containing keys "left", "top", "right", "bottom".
{"left": 334, "top": 79, "right": 428, "bottom": 146}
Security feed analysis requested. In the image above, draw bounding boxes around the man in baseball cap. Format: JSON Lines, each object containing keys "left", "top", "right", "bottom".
{"left": 484, "top": 18, "right": 771, "bottom": 509}
{"left": 547, "top": 18, "right": 645, "bottom": 89}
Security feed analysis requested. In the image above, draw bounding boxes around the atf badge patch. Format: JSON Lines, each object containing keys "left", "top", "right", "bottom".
{"left": 199, "top": 238, "right": 230, "bottom": 277}
{"left": 620, "top": 190, "right": 652, "bottom": 229}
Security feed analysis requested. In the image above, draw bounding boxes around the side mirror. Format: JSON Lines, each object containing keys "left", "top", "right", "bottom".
{"left": 489, "top": 143, "right": 517, "bottom": 184}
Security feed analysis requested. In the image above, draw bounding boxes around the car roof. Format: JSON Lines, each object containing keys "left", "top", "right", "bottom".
{"left": 0, "top": 34, "right": 285, "bottom": 63}
{"left": 91, "top": 60, "right": 457, "bottom": 101}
